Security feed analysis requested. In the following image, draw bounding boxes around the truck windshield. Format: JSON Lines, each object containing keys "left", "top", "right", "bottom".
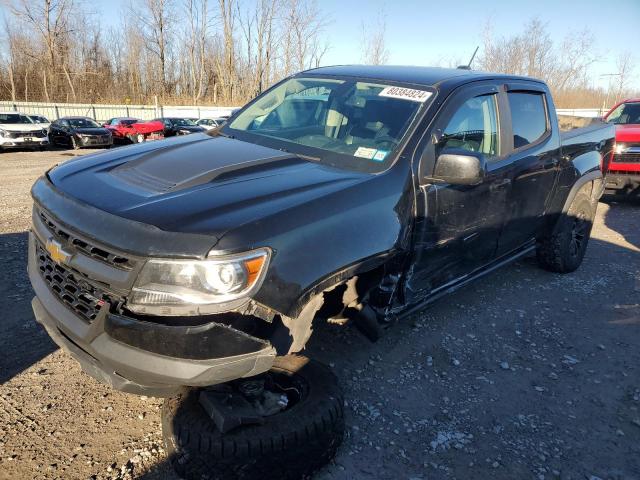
{"left": 223, "top": 77, "right": 432, "bottom": 173}
{"left": 606, "top": 102, "right": 640, "bottom": 125}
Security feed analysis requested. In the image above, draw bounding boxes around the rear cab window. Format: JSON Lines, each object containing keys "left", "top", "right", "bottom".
{"left": 507, "top": 92, "right": 549, "bottom": 149}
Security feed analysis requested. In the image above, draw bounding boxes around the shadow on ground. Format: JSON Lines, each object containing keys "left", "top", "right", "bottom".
{"left": 0, "top": 231, "right": 57, "bottom": 384}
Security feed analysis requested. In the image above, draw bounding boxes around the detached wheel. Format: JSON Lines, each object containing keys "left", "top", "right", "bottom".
{"left": 536, "top": 191, "right": 595, "bottom": 273}
{"left": 162, "top": 355, "right": 345, "bottom": 480}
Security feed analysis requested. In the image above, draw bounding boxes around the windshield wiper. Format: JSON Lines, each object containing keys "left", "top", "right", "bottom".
{"left": 278, "top": 147, "right": 320, "bottom": 162}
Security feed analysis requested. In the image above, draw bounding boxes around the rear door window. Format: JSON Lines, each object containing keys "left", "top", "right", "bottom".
{"left": 507, "top": 92, "right": 548, "bottom": 149}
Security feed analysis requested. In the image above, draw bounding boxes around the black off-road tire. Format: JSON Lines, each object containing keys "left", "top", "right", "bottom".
{"left": 162, "top": 355, "right": 345, "bottom": 480}
{"left": 536, "top": 191, "right": 595, "bottom": 273}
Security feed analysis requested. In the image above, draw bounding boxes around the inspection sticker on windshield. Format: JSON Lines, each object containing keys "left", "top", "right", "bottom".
{"left": 354, "top": 147, "right": 377, "bottom": 159}
{"left": 372, "top": 150, "right": 388, "bottom": 161}
{"left": 379, "top": 86, "right": 432, "bottom": 103}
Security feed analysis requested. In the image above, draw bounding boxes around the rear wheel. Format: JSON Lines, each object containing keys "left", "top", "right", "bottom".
{"left": 162, "top": 355, "right": 344, "bottom": 480}
{"left": 536, "top": 191, "right": 595, "bottom": 273}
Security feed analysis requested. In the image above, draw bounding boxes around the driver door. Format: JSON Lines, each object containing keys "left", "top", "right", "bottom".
{"left": 406, "top": 83, "right": 512, "bottom": 303}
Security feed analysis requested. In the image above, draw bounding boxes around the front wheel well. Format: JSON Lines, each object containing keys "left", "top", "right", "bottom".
{"left": 275, "top": 264, "right": 389, "bottom": 354}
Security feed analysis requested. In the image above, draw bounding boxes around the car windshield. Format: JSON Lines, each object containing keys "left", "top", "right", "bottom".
{"left": 68, "top": 118, "right": 100, "bottom": 128}
{"left": 606, "top": 102, "right": 640, "bottom": 125}
{"left": 172, "top": 118, "right": 197, "bottom": 126}
{"left": 0, "top": 113, "right": 34, "bottom": 124}
{"left": 223, "top": 76, "right": 432, "bottom": 173}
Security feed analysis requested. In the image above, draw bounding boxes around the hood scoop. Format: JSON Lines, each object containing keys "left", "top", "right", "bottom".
{"left": 108, "top": 136, "right": 304, "bottom": 194}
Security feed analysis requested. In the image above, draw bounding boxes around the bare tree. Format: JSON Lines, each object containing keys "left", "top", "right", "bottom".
{"left": 478, "top": 18, "right": 601, "bottom": 107}
{"left": 615, "top": 51, "right": 635, "bottom": 100}
{"left": 281, "top": 0, "right": 329, "bottom": 75}
{"left": 130, "top": 0, "right": 175, "bottom": 98}
{"left": 359, "top": 16, "right": 389, "bottom": 65}
{"left": 184, "top": 0, "right": 210, "bottom": 103}
{"left": 8, "top": 0, "right": 75, "bottom": 101}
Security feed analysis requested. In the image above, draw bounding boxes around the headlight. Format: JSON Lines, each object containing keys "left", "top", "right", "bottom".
{"left": 127, "top": 248, "right": 270, "bottom": 315}
{"left": 614, "top": 143, "right": 626, "bottom": 154}
{"left": 0, "top": 128, "right": 7, "bottom": 137}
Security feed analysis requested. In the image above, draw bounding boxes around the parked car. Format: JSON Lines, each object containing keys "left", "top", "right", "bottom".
{"left": 196, "top": 117, "right": 228, "bottom": 130}
{"left": 27, "top": 114, "right": 52, "bottom": 130}
{"left": 103, "top": 117, "right": 165, "bottom": 144}
{"left": 0, "top": 111, "right": 49, "bottom": 151}
{"left": 49, "top": 116, "right": 113, "bottom": 149}
{"left": 152, "top": 117, "right": 206, "bottom": 136}
{"left": 603, "top": 98, "right": 640, "bottom": 196}
{"left": 29, "top": 66, "right": 614, "bottom": 479}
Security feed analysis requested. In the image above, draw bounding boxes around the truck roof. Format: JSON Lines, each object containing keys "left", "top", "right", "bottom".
{"left": 302, "top": 65, "right": 545, "bottom": 88}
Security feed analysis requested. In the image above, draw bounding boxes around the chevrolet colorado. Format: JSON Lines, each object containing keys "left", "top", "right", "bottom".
{"left": 29, "top": 66, "right": 614, "bottom": 479}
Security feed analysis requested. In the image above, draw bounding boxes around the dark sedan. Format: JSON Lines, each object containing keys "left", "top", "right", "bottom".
{"left": 49, "top": 117, "right": 113, "bottom": 149}
{"left": 152, "top": 117, "right": 207, "bottom": 137}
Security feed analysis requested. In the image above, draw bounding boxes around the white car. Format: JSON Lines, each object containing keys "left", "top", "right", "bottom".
{"left": 196, "top": 117, "right": 229, "bottom": 130}
{"left": 27, "top": 114, "right": 51, "bottom": 130}
{"left": 0, "top": 111, "right": 49, "bottom": 151}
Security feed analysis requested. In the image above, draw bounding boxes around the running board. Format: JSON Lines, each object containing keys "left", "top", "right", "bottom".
{"left": 397, "top": 241, "right": 536, "bottom": 320}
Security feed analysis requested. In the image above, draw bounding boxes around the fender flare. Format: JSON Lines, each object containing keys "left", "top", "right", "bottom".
{"left": 561, "top": 170, "right": 603, "bottom": 214}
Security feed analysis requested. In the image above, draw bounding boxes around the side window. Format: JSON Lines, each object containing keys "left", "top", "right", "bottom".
{"left": 507, "top": 92, "right": 548, "bottom": 149}
{"left": 439, "top": 94, "right": 500, "bottom": 158}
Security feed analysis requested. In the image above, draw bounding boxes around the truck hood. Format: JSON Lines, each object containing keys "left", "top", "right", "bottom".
{"left": 47, "top": 134, "right": 367, "bottom": 240}
{"left": 615, "top": 124, "right": 640, "bottom": 143}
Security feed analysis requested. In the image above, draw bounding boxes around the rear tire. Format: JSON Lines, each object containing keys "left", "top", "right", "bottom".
{"left": 536, "top": 191, "right": 595, "bottom": 273}
{"left": 162, "top": 355, "right": 345, "bottom": 480}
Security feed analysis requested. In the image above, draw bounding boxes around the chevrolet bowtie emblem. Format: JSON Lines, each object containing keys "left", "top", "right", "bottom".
{"left": 45, "top": 238, "right": 72, "bottom": 265}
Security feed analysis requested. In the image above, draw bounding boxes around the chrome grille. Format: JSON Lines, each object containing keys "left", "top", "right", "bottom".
{"left": 35, "top": 240, "right": 109, "bottom": 322}
{"left": 613, "top": 153, "right": 640, "bottom": 163}
{"left": 39, "top": 210, "right": 134, "bottom": 270}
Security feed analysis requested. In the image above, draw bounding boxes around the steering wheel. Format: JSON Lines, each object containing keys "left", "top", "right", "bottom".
{"left": 373, "top": 135, "right": 396, "bottom": 150}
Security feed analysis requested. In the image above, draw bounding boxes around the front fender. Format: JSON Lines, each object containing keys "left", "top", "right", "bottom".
{"left": 217, "top": 160, "right": 415, "bottom": 318}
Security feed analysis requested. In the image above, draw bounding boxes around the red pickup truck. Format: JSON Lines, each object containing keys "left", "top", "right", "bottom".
{"left": 603, "top": 99, "right": 640, "bottom": 196}
{"left": 103, "top": 117, "right": 165, "bottom": 144}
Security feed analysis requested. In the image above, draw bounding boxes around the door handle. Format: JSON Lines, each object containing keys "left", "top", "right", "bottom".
{"left": 489, "top": 178, "right": 511, "bottom": 192}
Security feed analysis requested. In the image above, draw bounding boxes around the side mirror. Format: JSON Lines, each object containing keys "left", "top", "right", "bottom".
{"left": 433, "top": 149, "right": 486, "bottom": 185}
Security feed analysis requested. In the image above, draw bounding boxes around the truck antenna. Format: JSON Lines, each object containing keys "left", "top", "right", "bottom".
{"left": 457, "top": 46, "right": 479, "bottom": 70}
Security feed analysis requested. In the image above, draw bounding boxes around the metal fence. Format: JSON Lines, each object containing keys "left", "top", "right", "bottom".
{"left": 0, "top": 100, "right": 604, "bottom": 122}
{"left": 0, "top": 101, "right": 241, "bottom": 123}
{"left": 556, "top": 108, "right": 603, "bottom": 118}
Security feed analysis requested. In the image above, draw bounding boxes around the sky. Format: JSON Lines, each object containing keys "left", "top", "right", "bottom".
{"left": 94, "top": 0, "right": 640, "bottom": 89}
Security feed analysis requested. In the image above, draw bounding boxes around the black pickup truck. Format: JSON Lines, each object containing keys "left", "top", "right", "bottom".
{"left": 29, "top": 66, "right": 614, "bottom": 478}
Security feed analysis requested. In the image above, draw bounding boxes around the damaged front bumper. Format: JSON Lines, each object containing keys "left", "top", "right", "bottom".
{"left": 28, "top": 178, "right": 276, "bottom": 397}
{"left": 29, "top": 233, "right": 276, "bottom": 397}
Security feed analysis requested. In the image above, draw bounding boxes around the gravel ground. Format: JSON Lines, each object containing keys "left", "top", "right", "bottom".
{"left": 0, "top": 148, "right": 639, "bottom": 480}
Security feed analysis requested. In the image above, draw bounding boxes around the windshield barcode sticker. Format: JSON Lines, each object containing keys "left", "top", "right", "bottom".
{"left": 379, "top": 86, "right": 432, "bottom": 103}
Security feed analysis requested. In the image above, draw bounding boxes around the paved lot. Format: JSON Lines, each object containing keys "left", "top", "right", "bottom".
{"left": 0, "top": 147, "right": 639, "bottom": 480}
